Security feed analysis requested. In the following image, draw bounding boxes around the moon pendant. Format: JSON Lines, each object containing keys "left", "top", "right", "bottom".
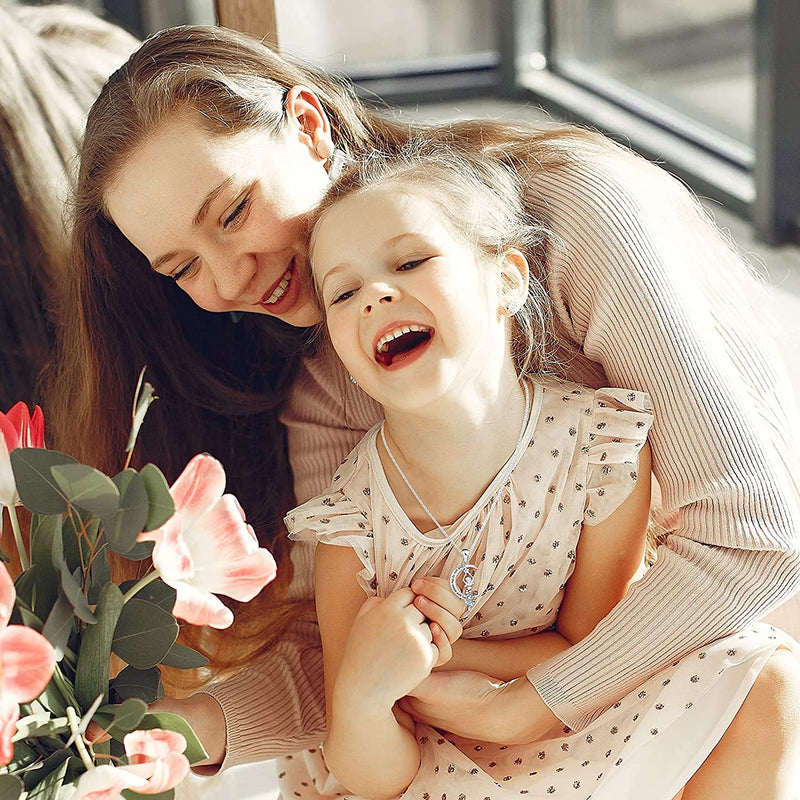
{"left": 450, "top": 561, "right": 478, "bottom": 610}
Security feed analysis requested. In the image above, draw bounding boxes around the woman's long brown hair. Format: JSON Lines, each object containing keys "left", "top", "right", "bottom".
{"left": 47, "top": 24, "right": 605, "bottom": 691}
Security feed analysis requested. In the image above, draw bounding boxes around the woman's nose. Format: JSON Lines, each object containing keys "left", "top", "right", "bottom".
{"left": 210, "top": 253, "right": 254, "bottom": 302}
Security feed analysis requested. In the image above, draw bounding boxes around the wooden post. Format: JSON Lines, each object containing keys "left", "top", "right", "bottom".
{"left": 214, "top": 0, "right": 278, "bottom": 46}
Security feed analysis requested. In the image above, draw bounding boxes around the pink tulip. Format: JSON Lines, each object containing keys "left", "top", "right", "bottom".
{"left": 0, "top": 402, "right": 45, "bottom": 508}
{"left": 138, "top": 454, "right": 277, "bottom": 629}
{"left": 70, "top": 764, "right": 148, "bottom": 800}
{"left": 123, "top": 728, "right": 190, "bottom": 793}
{"left": 70, "top": 729, "right": 190, "bottom": 800}
{"left": 0, "top": 564, "right": 57, "bottom": 764}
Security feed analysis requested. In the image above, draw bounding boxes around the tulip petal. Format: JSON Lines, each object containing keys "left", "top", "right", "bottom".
{"left": 0, "top": 434, "right": 16, "bottom": 508}
{"left": 0, "top": 408, "right": 21, "bottom": 453}
{"left": 0, "top": 565, "right": 14, "bottom": 629}
{"left": 29, "top": 405, "right": 45, "bottom": 448}
{"left": 71, "top": 764, "right": 148, "bottom": 800}
{"left": 202, "top": 547, "right": 277, "bottom": 603}
{"left": 172, "top": 583, "right": 234, "bottom": 629}
{"left": 0, "top": 626, "right": 56, "bottom": 702}
{"left": 124, "top": 729, "right": 189, "bottom": 794}
{"left": 0, "top": 696, "right": 19, "bottom": 766}
{"left": 170, "top": 454, "right": 226, "bottom": 526}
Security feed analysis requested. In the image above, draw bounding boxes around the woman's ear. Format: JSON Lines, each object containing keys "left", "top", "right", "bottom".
{"left": 499, "top": 248, "right": 529, "bottom": 316}
{"left": 285, "top": 85, "right": 335, "bottom": 163}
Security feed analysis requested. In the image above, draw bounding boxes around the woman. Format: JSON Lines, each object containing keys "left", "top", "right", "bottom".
{"left": 0, "top": 2, "right": 137, "bottom": 408}
{"left": 50, "top": 24, "right": 800, "bottom": 797}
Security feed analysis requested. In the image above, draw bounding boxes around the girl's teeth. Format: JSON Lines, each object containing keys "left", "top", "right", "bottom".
{"left": 377, "top": 324, "right": 429, "bottom": 352}
{"left": 265, "top": 268, "right": 292, "bottom": 304}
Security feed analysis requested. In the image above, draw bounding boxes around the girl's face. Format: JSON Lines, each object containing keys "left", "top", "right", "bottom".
{"left": 311, "top": 187, "right": 511, "bottom": 412}
{"left": 104, "top": 103, "right": 332, "bottom": 327}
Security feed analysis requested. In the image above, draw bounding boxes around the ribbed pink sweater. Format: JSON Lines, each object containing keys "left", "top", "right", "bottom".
{"left": 206, "top": 140, "right": 800, "bottom": 766}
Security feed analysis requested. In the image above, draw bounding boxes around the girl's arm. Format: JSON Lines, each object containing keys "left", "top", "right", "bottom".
{"left": 316, "top": 543, "right": 436, "bottom": 800}
{"left": 403, "top": 443, "right": 653, "bottom": 742}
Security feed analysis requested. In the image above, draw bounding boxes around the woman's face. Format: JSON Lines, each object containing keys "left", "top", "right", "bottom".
{"left": 104, "top": 107, "right": 331, "bottom": 326}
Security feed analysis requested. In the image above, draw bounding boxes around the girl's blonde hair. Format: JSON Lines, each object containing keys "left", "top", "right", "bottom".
{"left": 311, "top": 142, "right": 561, "bottom": 379}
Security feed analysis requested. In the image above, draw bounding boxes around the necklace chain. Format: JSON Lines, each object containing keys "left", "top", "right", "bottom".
{"left": 380, "top": 382, "right": 531, "bottom": 611}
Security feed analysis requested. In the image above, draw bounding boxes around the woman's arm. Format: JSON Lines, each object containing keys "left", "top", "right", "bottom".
{"left": 522, "top": 141, "right": 800, "bottom": 730}
{"left": 316, "top": 543, "right": 433, "bottom": 800}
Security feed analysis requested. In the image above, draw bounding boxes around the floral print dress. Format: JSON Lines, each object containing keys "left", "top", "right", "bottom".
{"left": 284, "top": 380, "right": 794, "bottom": 800}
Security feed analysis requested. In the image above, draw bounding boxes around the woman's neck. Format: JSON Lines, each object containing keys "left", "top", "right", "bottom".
{"left": 378, "top": 370, "right": 529, "bottom": 530}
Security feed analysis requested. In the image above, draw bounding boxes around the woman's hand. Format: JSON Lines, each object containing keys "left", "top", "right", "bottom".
{"left": 399, "top": 670, "right": 562, "bottom": 744}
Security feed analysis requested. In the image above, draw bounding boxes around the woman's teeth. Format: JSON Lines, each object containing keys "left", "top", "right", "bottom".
{"left": 265, "top": 267, "right": 292, "bottom": 304}
{"left": 376, "top": 324, "right": 432, "bottom": 354}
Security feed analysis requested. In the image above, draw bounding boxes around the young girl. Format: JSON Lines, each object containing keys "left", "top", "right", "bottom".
{"left": 285, "top": 146, "right": 795, "bottom": 800}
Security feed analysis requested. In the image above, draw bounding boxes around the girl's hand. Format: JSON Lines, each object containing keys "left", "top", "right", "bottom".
{"left": 411, "top": 577, "right": 465, "bottom": 667}
{"left": 399, "top": 670, "right": 561, "bottom": 744}
{"left": 336, "top": 588, "right": 438, "bottom": 710}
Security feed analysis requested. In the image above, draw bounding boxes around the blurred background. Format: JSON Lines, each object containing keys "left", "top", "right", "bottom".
{"left": 7, "top": 1, "right": 799, "bottom": 795}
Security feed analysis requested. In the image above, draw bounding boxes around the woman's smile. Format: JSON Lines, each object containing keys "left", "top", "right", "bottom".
{"left": 104, "top": 111, "right": 329, "bottom": 327}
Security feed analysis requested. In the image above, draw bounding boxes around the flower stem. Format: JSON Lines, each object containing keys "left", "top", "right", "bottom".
{"left": 7, "top": 504, "right": 29, "bottom": 571}
{"left": 122, "top": 569, "right": 161, "bottom": 603}
{"left": 67, "top": 706, "right": 94, "bottom": 771}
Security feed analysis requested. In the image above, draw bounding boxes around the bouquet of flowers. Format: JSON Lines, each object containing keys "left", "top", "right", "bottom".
{"left": 0, "top": 373, "right": 277, "bottom": 800}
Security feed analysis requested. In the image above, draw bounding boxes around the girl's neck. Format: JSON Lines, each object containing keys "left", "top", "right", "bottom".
{"left": 378, "top": 369, "right": 529, "bottom": 530}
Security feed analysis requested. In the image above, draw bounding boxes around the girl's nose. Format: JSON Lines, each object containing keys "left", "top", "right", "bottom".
{"left": 362, "top": 285, "right": 398, "bottom": 315}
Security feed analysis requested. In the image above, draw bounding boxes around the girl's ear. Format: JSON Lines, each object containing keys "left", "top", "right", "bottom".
{"left": 499, "top": 248, "right": 529, "bottom": 316}
{"left": 285, "top": 85, "right": 335, "bottom": 163}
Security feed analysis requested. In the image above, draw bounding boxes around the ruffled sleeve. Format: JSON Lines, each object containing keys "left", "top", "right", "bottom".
{"left": 584, "top": 388, "right": 653, "bottom": 525}
{"left": 284, "top": 448, "right": 378, "bottom": 595}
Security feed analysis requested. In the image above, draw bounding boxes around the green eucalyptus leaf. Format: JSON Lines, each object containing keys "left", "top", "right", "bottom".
{"left": 60, "top": 564, "right": 95, "bottom": 624}
{"left": 124, "top": 790, "right": 175, "bottom": 800}
{"left": 96, "top": 697, "right": 148, "bottom": 733}
{"left": 126, "top": 369, "right": 157, "bottom": 455}
{"left": 10, "top": 448, "right": 77, "bottom": 514}
{"left": 0, "top": 774, "right": 23, "bottom": 800}
{"left": 112, "top": 598, "right": 178, "bottom": 669}
{"left": 120, "top": 538, "right": 155, "bottom": 561}
{"left": 30, "top": 513, "right": 63, "bottom": 569}
{"left": 12, "top": 713, "right": 69, "bottom": 740}
{"left": 23, "top": 750, "right": 69, "bottom": 795}
{"left": 87, "top": 548, "right": 111, "bottom": 605}
{"left": 110, "top": 666, "right": 163, "bottom": 703}
{"left": 137, "top": 711, "right": 208, "bottom": 765}
{"left": 139, "top": 464, "right": 174, "bottom": 531}
{"left": 26, "top": 562, "right": 58, "bottom": 625}
{"left": 12, "top": 568, "right": 36, "bottom": 610}
{"left": 103, "top": 469, "right": 150, "bottom": 555}
{"left": 10, "top": 739, "right": 39, "bottom": 771}
{"left": 159, "top": 641, "right": 208, "bottom": 669}
{"left": 61, "top": 515, "right": 99, "bottom": 573}
{"left": 119, "top": 578, "right": 176, "bottom": 612}
{"left": 51, "top": 463, "right": 120, "bottom": 519}
{"left": 41, "top": 592, "right": 75, "bottom": 659}
{"left": 74, "top": 582, "right": 124, "bottom": 710}
{"left": 17, "top": 604, "right": 43, "bottom": 632}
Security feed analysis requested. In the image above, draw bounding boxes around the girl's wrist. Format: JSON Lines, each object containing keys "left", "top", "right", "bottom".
{"left": 491, "top": 677, "right": 561, "bottom": 744}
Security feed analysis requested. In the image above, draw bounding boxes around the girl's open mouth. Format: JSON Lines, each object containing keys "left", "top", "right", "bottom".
{"left": 374, "top": 324, "right": 433, "bottom": 367}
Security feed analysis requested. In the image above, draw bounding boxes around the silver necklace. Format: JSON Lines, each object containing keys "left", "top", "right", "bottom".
{"left": 380, "top": 382, "right": 531, "bottom": 611}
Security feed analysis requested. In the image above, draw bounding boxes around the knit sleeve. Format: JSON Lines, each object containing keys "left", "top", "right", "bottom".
{"left": 523, "top": 141, "right": 800, "bottom": 730}
{"left": 280, "top": 353, "right": 383, "bottom": 503}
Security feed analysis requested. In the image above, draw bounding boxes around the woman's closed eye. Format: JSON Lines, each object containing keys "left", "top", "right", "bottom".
{"left": 171, "top": 257, "right": 199, "bottom": 282}
{"left": 223, "top": 193, "right": 251, "bottom": 230}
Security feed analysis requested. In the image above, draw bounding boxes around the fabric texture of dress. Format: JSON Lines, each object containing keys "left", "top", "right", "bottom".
{"left": 284, "top": 380, "right": 794, "bottom": 799}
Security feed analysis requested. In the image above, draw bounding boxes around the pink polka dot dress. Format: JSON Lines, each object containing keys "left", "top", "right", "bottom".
{"left": 284, "top": 380, "right": 794, "bottom": 800}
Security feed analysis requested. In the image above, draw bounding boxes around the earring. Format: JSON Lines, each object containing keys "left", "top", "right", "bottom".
{"left": 349, "top": 374, "right": 358, "bottom": 386}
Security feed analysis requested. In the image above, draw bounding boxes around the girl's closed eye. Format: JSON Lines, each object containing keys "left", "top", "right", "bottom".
{"left": 397, "top": 258, "right": 428, "bottom": 272}
{"left": 331, "top": 287, "right": 357, "bottom": 305}
{"left": 223, "top": 192, "right": 251, "bottom": 230}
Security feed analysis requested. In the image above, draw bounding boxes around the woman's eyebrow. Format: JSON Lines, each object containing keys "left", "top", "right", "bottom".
{"left": 193, "top": 176, "right": 235, "bottom": 226}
